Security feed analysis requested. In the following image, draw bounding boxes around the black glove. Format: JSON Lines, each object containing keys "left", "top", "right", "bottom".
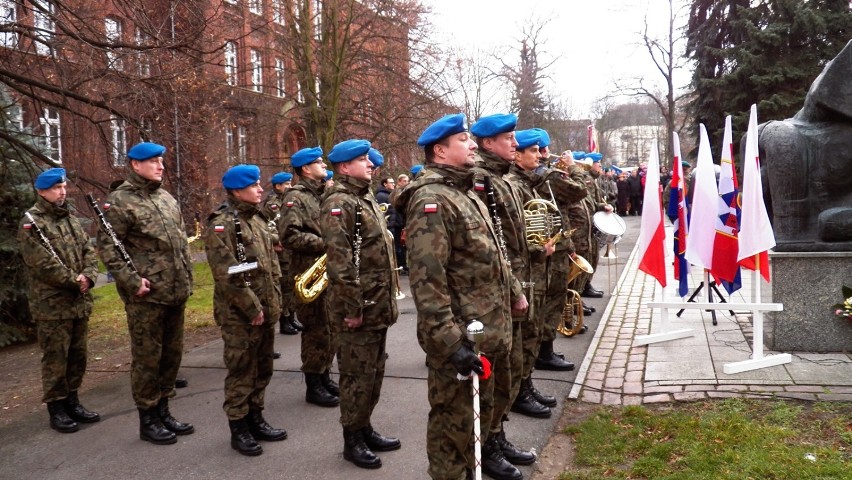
{"left": 449, "top": 344, "right": 484, "bottom": 377}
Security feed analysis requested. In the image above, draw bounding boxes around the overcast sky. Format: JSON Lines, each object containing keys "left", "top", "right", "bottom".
{"left": 424, "top": 0, "right": 692, "bottom": 118}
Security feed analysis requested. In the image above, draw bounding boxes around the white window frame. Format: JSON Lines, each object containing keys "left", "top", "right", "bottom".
{"left": 40, "top": 108, "right": 62, "bottom": 163}
{"left": 226, "top": 124, "right": 248, "bottom": 164}
{"left": 296, "top": 80, "right": 304, "bottom": 103}
{"left": 224, "top": 0, "right": 237, "bottom": 5}
{"left": 271, "top": 0, "right": 284, "bottom": 25}
{"left": 275, "top": 58, "right": 286, "bottom": 98}
{"left": 249, "top": 0, "right": 262, "bottom": 16}
{"left": 312, "top": 0, "right": 322, "bottom": 40}
{"left": 135, "top": 28, "right": 150, "bottom": 77}
{"left": 224, "top": 41, "right": 238, "bottom": 86}
{"left": 250, "top": 49, "right": 262, "bottom": 93}
{"left": 237, "top": 125, "right": 247, "bottom": 163}
{"left": 32, "top": 0, "right": 54, "bottom": 56}
{"left": 1, "top": 0, "right": 17, "bottom": 48}
{"left": 104, "top": 17, "right": 123, "bottom": 70}
{"left": 225, "top": 127, "right": 235, "bottom": 164}
{"left": 111, "top": 116, "right": 127, "bottom": 166}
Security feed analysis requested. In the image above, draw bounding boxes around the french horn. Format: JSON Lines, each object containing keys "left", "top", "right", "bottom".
{"left": 557, "top": 254, "right": 594, "bottom": 337}
{"left": 523, "top": 198, "right": 562, "bottom": 246}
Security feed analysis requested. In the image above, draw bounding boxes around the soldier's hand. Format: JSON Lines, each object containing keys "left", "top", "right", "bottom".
{"left": 344, "top": 316, "right": 363, "bottom": 329}
{"left": 449, "top": 345, "right": 484, "bottom": 377}
{"left": 544, "top": 240, "right": 556, "bottom": 257}
{"left": 273, "top": 244, "right": 284, "bottom": 252}
{"left": 603, "top": 204, "right": 614, "bottom": 213}
{"left": 251, "top": 312, "right": 265, "bottom": 326}
{"left": 77, "top": 274, "right": 90, "bottom": 294}
{"left": 511, "top": 293, "right": 529, "bottom": 315}
{"left": 135, "top": 278, "right": 152, "bottom": 297}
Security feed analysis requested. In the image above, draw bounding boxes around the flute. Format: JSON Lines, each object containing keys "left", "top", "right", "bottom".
{"left": 86, "top": 194, "right": 138, "bottom": 274}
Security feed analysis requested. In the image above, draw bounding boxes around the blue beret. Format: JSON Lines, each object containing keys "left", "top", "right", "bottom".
{"left": 368, "top": 148, "right": 384, "bottom": 167}
{"left": 585, "top": 152, "right": 603, "bottom": 163}
{"left": 271, "top": 172, "right": 293, "bottom": 185}
{"left": 417, "top": 113, "right": 468, "bottom": 146}
{"left": 572, "top": 151, "right": 587, "bottom": 161}
{"left": 291, "top": 147, "right": 323, "bottom": 168}
{"left": 681, "top": 160, "right": 692, "bottom": 169}
{"left": 530, "top": 128, "right": 551, "bottom": 148}
{"left": 34, "top": 168, "right": 67, "bottom": 189}
{"left": 515, "top": 129, "right": 542, "bottom": 150}
{"left": 127, "top": 142, "right": 166, "bottom": 161}
{"left": 612, "top": 166, "right": 623, "bottom": 174}
{"left": 325, "top": 170, "right": 334, "bottom": 181}
{"left": 222, "top": 164, "right": 261, "bottom": 189}
{"left": 470, "top": 113, "right": 517, "bottom": 138}
{"left": 410, "top": 164, "right": 423, "bottom": 176}
{"left": 327, "top": 139, "right": 371, "bottom": 164}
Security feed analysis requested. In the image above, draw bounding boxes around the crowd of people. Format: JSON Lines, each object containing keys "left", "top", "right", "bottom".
{"left": 19, "top": 111, "right": 622, "bottom": 480}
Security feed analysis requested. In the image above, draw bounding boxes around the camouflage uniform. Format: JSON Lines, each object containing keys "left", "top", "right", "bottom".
{"left": 204, "top": 198, "right": 281, "bottom": 420}
{"left": 472, "top": 151, "right": 528, "bottom": 432}
{"left": 575, "top": 169, "right": 608, "bottom": 290}
{"left": 319, "top": 174, "right": 398, "bottom": 430}
{"left": 97, "top": 171, "right": 193, "bottom": 409}
{"left": 540, "top": 166, "right": 588, "bottom": 342}
{"left": 396, "top": 164, "right": 515, "bottom": 480}
{"left": 261, "top": 191, "right": 294, "bottom": 318}
{"left": 18, "top": 196, "right": 99, "bottom": 403}
{"left": 280, "top": 177, "right": 334, "bottom": 374}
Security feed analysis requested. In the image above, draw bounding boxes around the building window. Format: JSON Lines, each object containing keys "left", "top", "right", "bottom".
{"left": 312, "top": 0, "right": 322, "bottom": 40}
{"left": 296, "top": 80, "right": 304, "bottom": 103}
{"left": 135, "top": 28, "right": 150, "bottom": 77}
{"left": 6, "top": 102, "right": 23, "bottom": 132}
{"left": 271, "top": 0, "right": 284, "bottom": 25}
{"left": 40, "top": 108, "right": 62, "bottom": 163}
{"left": 237, "top": 125, "right": 247, "bottom": 163}
{"left": 249, "top": 0, "right": 262, "bottom": 16}
{"left": 104, "top": 17, "right": 123, "bottom": 70}
{"left": 225, "top": 127, "right": 234, "bottom": 164}
{"left": 32, "top": 0, "right": 54, "bottom": 56}
{"left": 224, "top": 0, "right": 237, "bottom": 4}
{"left": 111, "top": 116, "right": 127, "bottom": 166}
{"left": 225, "top": 125, "right": 247, "bottom": 164}
{"left": 275, "top": 58, "right": 286, "bottom": 98}
{"left": 1, "top": 0, "right": 17, "bottom": 48}
{"left": 224, "top": 41, "right": 238, "bottom": 86}
{"left": 250, "top": 49, "right": 262, "bottom": 93}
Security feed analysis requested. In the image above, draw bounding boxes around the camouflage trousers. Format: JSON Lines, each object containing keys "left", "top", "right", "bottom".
{"left": 337, "top": 328, "right": 387, "bottom": 429}
{"left": 520, "top": 290, "right": 547, "bottom": 380}
{"left": 37, "top": 317, "right": 89, "bottom": 403}
{"left": 541, "top": 250, "right": 573, "bottom": 343}
{"left": 298, "top": 293, "right": 336, "bottom": 374}
{"left": 279, "top": 261, "right": 294, "bottom": 317}
{"left": 125, "top": 302, "right": 185, "bottom": 409}
{"left": 221, "top": 317, "right": 276, "bottom": 420}
{"left": 426, "top": 343, "right": 506, "bottom": 480}
{"left": 485, "top": 338, "right": 513, "bottom": 435}
{"left": 573, "top": 236, "right": 600, "bottom": 293}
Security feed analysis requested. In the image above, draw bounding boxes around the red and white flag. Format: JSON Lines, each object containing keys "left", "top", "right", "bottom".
{"left": 737, "top": 104, "right": 774, "bottom": 281}
{"left": 711, "top": 116, "right": 742, "bottom": 293}
{"left": 684, "top": 124, "right": 718, "bottom": 270}
{"left": 637, "top": 142, "right": 667, "bottom": 287}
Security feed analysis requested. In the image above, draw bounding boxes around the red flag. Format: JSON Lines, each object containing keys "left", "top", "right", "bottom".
{"left": 667, "top": 133, "right": 690, "bottom": 297}
{"left": 637, "top": 143, "right": 666, "bottom": 287}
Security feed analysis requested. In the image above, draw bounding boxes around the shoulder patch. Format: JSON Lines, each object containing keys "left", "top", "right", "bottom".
{"left": 103, "top": 202, "right": 111, "bottom": 210}
{"left": 214, "top": 225, "right": 225, "bottom": 233}
{"left": 286, "top": 201, "right": 295, "bottom": 207}
{"left": 270, "top": 204, "right": 279, "bottom": 210}
{"left": 474, "top": 181, "right": 485, "bottom": 191}
{"left": 330, "top": 208, "right": 342, "bottom": 216}
{"left": 424, "top": 203, "right": 438, "bottom": 213}
{"left": 23, "top": 223, "right": 32, "bottom": 230}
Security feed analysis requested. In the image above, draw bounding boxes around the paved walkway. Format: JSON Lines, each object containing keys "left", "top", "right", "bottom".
{"left": 570, "top": 222, "right": 852, "bottom": 405}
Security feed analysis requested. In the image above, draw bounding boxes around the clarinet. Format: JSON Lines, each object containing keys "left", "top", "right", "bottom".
{"left": 483, "top": 175, "right": 509, "bottom": 262}
{"left": 86, "top": 194, "right": 138, "bottom": 274}
{"left": 230, "top": 210, "right": 257, "bottom": 287}
{"left": 24, "top": 212, "right": 68, "bottom": 269}
{"left": 353, "top": 202, "right": 363, "bottom": 282}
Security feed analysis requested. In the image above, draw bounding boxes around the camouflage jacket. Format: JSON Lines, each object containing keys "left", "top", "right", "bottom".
{"left": 204, "top": 198, "right": 281, "bottom": 325}
{"left": 542, "top": 164, "right": 588, "bottom": 253}
{"left": 280, "top": 177, "right": 325, "bottom": 277}
{"left": 96, "top": 171, "right": 193, "bottom": 305}
{"left": 260, "top": 190, "right": 291, "bottom": 269}
{"left": 395, "top": 164, "right": 513, "bottom": 360}
{"left": 18, "top": 197, "right": 99, "bottom": 320}
{"left": 504, "top": 164, "right": 552, "bottom": 290}
{"left": 472, "top": 151, "right": 526, "bottom": 302}
{"left": 319, "top": 175, "right": 399, "bottom": 330}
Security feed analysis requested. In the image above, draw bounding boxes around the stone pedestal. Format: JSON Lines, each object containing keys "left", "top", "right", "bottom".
{"left": 768, "top": 251, "right": 852, "bottom": 352}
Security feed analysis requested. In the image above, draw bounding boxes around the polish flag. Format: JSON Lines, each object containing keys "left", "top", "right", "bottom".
{"left": 684, "top": 124, "right": 718, "bottom": 270}
{"left": 710, "top": 116, "right": 742, "bottom": 294}
{"left": 637, "top": 142, "right": 666, "bottom": 287}
{"left": 737, "top": 104, "right": 774, "bottom": 282}
{"left": 667, "top": 133, "right": 690, "bottom": 297}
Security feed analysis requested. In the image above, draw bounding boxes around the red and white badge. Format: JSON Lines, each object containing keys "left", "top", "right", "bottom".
{"left": 330, "top": 208, "right": 342, "bottom": 216}
{"left": 103, "top": 203, "right": 111, "bottom": 210}
{"left": 270, "top": 204, "right": 278, "bottom": 210}
{"left": 286, "top": 201, "right": 295, "bottom": 207}
{"left": 23, "top": 223, "right": 32, "bottom": 230}
{"left": 424, "top": 203, "right": 438, "bottom": 213}
{"left": 214, "top": 225, "right": 225, "bottom": 233}
{"left": 474, "top": 182, "right": 485, "bottom": 191}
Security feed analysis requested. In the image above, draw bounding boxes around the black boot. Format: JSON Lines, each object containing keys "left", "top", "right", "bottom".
{"left": 175, "top": 377, "right": 189, "bottom": 388}
{"left": 527, "top": 377, "right": 557, "bottom": 408}
{"left": 65, "top": 391, "right": 100, "bottom": 423}
{"left": 229, "top": 418, "right": 263, "bottom": 456}
{"left": 482, "top": 434, "right": 523, "bottom": 480}
{"left": 247, "top": 409, "right": 287, "bottom": 441}
{"left": 535, "top": 340, "right": 575, "bottom": 372}
{"left": 290, "top": 316, "right": 304, "bottom": 332}
{"left": 139, "top": 407, "right": 177, "bottom": 445}
{"left": 362, "top": 425, "right": 401, "bottom": 452}
{"left": 582, "top": 305, "right": 594, "bottom": 316}
{"left": 321, "top": 370, "right": 340, "bottom": 396}
{"left": 47, "top": 401, "right": 79, "bottom": 433}
{"left": 279, "top": 316, "right": 299, "bottom": 335}
{"left": 495, "top": 428, "right": 536, "bottom": 465}
{"left": 343, "top": 428, "right": 382, "bottom": 469}
{"left": 157, "top": 397, "right": 194, "bottom": 435}
{"left": 305, "top": 373, "right": 339, "bottom": 407}
{"left": 581, "top": 284, "right": 604, "bottom": 298}
{"left": 510, "top": 379, "right": 551, "bottom": 419}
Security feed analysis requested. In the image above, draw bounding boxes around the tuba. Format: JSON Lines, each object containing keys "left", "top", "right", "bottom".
{"left": 557, "top": 254, "right": 594, "bottom": 337}
{"left": 523, "top": 198, "right": 562, "bottom": 246}
{"left": 294, "top": 254, "right": 328, "bottom": 303}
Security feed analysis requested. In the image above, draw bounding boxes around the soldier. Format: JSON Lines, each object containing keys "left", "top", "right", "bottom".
{"left": 281, "top": 147, "right": 339, "bottom": 407}
{"left": 320, "top": 139, "right": 401, "bottom": 469}
{"left": 395, "top": 114, "right": 510, "bottom": 480}
{"left": 204, "top": 164, "right": 287, "bottom": 456}
{"left": 97, "top": 142, "right": 194, "bottom": 445}
{"left": 262, "top": 171, "right": 302, "bottom": 336}
{"left": 577, "top": 154, "right": 613, "bottom": 298}
{"left": 18, "top": 168, "right": 100, "bottom": 433}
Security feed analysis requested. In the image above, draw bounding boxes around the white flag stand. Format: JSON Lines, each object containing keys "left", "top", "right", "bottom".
{"left": 634, "top": 287, "right": 696, "bottom": 346}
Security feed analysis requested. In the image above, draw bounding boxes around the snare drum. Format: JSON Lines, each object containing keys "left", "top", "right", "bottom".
{"left": 592, "top": 211, "right": 626, "bottom": 244}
